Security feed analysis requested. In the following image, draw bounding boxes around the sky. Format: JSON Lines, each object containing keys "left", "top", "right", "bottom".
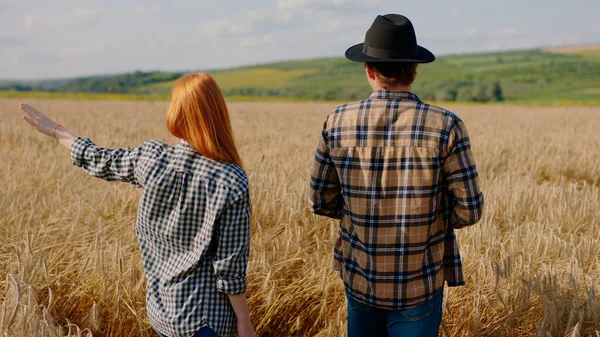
{"left": 1, "top": 0, "right": 599, "bottom": 80}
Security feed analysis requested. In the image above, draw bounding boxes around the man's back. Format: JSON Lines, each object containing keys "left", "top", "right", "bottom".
{"left": 309, "top": 13, "right": 484, "bottom": 337}
{"left": 310, "top": 90, "right": 484, "bottom": 309}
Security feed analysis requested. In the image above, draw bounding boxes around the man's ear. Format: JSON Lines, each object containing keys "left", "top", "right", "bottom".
{"left": 364, "top": 63, "right": 377, "bottom": 80}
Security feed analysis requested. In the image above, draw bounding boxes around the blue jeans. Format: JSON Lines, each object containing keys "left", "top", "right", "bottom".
{"left": 347, "top": 288, "right": 444, "bottom": 337}
{"left": 157, "top": 327, "right": 219, "bottom": 337}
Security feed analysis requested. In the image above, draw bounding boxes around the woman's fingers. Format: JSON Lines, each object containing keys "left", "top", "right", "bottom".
{"left": 19, "top": 103, "right": 57, "bottom": 136}
{"left": 20, "top": 103, "right": 40, "bottom": 119}
{"left": 21, "top": 103, "right": 43, "bottom": 121}
{"left": 19, "top": 104, "right": 39, "bottom": 126}
{"left": 20, "top": 103, "right": 35, "bottom": 120}
{"left": 22, "top": 115, "right": 36, "bottom": 127}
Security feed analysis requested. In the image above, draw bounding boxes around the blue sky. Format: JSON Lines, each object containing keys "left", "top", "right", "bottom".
{"left": 1, "top": 0, "right": 598, "bottom": 80}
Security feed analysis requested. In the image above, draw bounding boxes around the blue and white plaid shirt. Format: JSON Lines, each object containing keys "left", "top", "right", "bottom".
{"left": 71, "top": 137, "right": 250, "bottom": 337}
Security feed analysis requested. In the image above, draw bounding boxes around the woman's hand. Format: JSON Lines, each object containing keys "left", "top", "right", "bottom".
{"left": 19, "top": 102, "right": 77, "bottom": 149}
{"left": 236, "top": 320, "right": 256, "bottom": 337}
{"left": 227, "top": 293, "right": 256, "bottom": 337}
{"left": 19, "top": 102, "right": 60, "bottom": 137}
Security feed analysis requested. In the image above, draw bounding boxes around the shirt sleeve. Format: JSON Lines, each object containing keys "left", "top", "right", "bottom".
{"left": 70, "top": 137, "right": 164, "bottom": 188}
{"left": 308, "top": 120, "right": 344, "bottom": 219}
{"left": 213, "top": 183, "right": 251, "bottom": 295}
{"left": 443, "top": 119, "right": 485, "bottom": 229}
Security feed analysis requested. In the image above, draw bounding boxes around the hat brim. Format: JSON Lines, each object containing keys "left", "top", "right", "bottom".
{"left": 345, "top": 43, "right": 435, "bottom": 63}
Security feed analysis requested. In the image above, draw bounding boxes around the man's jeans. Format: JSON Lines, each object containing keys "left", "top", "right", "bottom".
{"left": 347, "top": 288, "right": 444, "bottom": 337}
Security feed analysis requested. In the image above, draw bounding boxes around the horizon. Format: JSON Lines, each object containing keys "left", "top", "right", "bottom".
{"left": 3, "top": 43, "right": 599, "bottom": 82}
{"left": 2, "top": 0, "right": 599, "bottom": 81}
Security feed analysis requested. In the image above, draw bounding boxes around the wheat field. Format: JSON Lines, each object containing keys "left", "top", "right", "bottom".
{"left": 0, "top": 98, "right": 598, "bottom": 337}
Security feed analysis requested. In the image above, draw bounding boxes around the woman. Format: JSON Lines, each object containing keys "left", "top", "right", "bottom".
{"left": 19, "top": 73, "right": 256, "bottom": 337}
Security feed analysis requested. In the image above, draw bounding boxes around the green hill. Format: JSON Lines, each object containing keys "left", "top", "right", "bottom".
{"left": 3, "top": 46, "right": 600, "bottom": 103}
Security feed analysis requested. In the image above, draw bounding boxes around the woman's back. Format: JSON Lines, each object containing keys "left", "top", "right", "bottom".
{"left": 20, "top": 72, "right": 255, "bottom": 337}
{"left": 71, "top": 136, "right": 250, "bottom": 336}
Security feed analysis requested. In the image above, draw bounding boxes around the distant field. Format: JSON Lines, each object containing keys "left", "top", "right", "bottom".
{"left": 1, "top": 98, "right": 599, "bottom": 336}
{"left": 3, "top": 46, "right": 600, "bottom": 103}
{"left": 0, "top": 91, "right": 170, "bottom": 101}
{"left": 215, "top": 67, "right": 318, "bottom": 89}
{"left": 544, "top": 44, "right": 600, "bottom": 57}
{"left": 138, "top": 48, "right": 600, "bottom": 102}
{"left": 583, "top": 88, "right": 600, "bottom": 94}
{"left": 142, "top": 67, "right": 318, "bottom": 94}
{"left": 0, "top": 91, "right": 310, "bottom": 103}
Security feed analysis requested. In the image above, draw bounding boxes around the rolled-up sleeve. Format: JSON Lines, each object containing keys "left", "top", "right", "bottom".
{"left": 70, "top": 137, "right": 165, "bottom": 188}
{"left": 443, "top": 119, "right": 485, "bottom": 229}
{"left": 309, "top": 122, "right": 344, "bottom": 219}
{"left": 213, "top": 184, "right": 251, "bottom": 294}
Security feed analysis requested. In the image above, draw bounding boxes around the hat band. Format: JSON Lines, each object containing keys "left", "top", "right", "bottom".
{"left": 363, "top": 45, "right": 417, "bottom": 59}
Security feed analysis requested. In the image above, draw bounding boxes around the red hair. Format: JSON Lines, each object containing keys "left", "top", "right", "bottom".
{"left": 166, "top": 73, "right": 242, "bottom": 167}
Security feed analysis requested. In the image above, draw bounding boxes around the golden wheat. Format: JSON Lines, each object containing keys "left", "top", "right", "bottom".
{"left": 0, "top": 99, "right": 598, "bottom": 337}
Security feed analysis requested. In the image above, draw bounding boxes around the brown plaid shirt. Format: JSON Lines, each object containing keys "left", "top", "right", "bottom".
{"left": 309, "top": 90, "right": 484, "bottom": 309}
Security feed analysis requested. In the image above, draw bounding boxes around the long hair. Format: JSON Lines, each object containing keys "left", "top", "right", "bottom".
{"left": 166, "top": 73, "right": 242, "bottom": 167}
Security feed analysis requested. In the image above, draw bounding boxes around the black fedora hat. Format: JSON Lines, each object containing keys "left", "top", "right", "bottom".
{"left": 346, "top": 14, "right": 435, "bottom": 63}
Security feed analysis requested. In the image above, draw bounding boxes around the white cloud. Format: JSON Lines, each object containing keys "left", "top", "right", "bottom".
{"left": 198, "top": 18, "right": 230, "bottom": 37}
{"left": 23, "top": 7, "right": 148, "bottom": 29}
{"left": 240, "top": 34, "right": 275, "bottom": 49}
{"left": 491, "top": 28, "right": 519, "bottom": 37}
{"left": 485, "top": 42, "right": 501, "bottom": 51}
{"left": 421, "top": 26, "right": 521, "bottom": 44}
{"left": 199, "top": 11, "right": 296, "bottom": 38}
{"left": 0, "top": 35, "right": 27, "bottom": 48}
{"left": 277, "top": 0, "right": 381, "bottom": 11}
{"left": 277, "top": 0, "right": 307, "bottom": 10}
{"left": 58, "top": 42, "right": 107, "bottom": 58}
{"left": 311, "top": 18, "right": 359, "bottom": 33}
{"left": 0, "top": 1, "right": 19, "bottom": 12}
{"left": 23, "top": 15, "right": 35, "bottom": 29}
{"left": 24, "top": 8, "right": 104, "bottom": 29}
{"left": 9, "top": 41, "right": 109, "bottom": 65}
{"left": 122, "top": 6, "right": 146, "bottom": 15}
{"left": 466, "top": 26, "right": 479, "bottom": 38}
{"left": 551, "top": 34, "right": 581, "bottom": 46}
{"left": 170, "top": 1, "right": 218, "bottom": 10}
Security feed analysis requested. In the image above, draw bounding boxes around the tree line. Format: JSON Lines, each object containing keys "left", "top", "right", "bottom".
{"left": 2, "top": 71, "right": 504, "bottom": 103}
{"left": 223, "top": 80, "right": 504, "bottom": 102}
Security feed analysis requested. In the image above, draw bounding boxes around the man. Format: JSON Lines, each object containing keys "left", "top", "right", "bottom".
{"left": 309, "top": 14, "right": 484, "bottom": 337}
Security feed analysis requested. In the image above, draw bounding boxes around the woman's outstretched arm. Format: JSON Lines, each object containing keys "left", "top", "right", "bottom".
{"left": 19, "top": 102, "right": 161, "bottom": 188}
{"left": 20, "top": 103, "right": 76, "bottom": 149}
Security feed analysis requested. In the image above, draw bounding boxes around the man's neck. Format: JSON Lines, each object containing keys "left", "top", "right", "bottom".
{"left": 370, "top": 83, "right": 412, "bottom": 92}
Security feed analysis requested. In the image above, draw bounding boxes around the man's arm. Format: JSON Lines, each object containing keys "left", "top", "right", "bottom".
{"left": 308, "top": 123, "right": 344, "bottom": 219}
{"left": 443, "top": 118, "right": 484, "bottom": 228}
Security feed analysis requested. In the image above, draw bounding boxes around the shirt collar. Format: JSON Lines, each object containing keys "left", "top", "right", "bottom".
{"left": 178, "top": 139, "right": 196, "bottom": 151}
{"left": 369, "top": 90, "right": 421, "bottom": 101}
